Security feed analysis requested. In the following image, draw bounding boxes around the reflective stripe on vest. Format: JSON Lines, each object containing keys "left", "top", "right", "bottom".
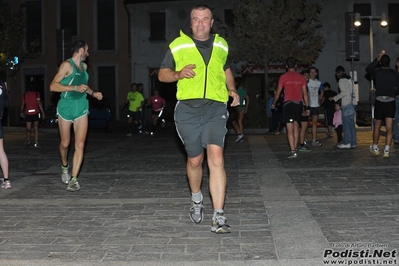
{"left": 169, "top": 31, "right": 229, "bottom": 102}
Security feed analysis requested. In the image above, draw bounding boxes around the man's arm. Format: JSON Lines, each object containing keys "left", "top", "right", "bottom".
{"left": 37, "top": 100, "right": 45, "bottom": 120}
{"left": 302, "top": 85, "right": 310, "bottom": 116}
{"left": 272, "top": 86, "right": 283, "bottom": 108}
{"left": 365, "top": 53, "right": 383, "bottom": 75}
{"left": 158, "top": 64, "right": 197, "bottom": 83}
{"left": 319, "top": 83, "right": 324, "bottom": 105}
{"left": 302, "top": 85, "right": 309, "bottom": 107}
{"left": 225, "top": 68, "right": 239, "bottom": 107}
{"left": 21, "top": 94, "right": 25, "bottom": 114}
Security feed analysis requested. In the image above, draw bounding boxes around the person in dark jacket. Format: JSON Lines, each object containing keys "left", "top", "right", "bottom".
{"left": 366, "top": 52, "right": 399, "bottom": 158}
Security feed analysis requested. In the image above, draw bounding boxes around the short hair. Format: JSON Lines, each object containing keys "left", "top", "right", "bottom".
{"left": 380, "top": 54, "right": 390, "bottom": 67}
{"left": 309, "top": 66, "right": 318, "bottom": 73}
{"left": 137, "top": 83, "right": 143, "bottom": 87}
{"left": 286, "top": 57, "right": 297, "bottom": 69}
{"left": 335, "top": 65, "right": 346, "bottom": 74}
{"left": 323, "top": 82, "right": 331, "bottom": 89}
{"left": 71, "top": 40, "right": 87, "bottom": 54}
{"left": 191, "top": 4, "right": 213, "bottom": 19}
{"left": 300, "top": 69, "right": 309, "bottom": 75}
{"left": 131, "top": 83, "right": 138, "bottom": 88}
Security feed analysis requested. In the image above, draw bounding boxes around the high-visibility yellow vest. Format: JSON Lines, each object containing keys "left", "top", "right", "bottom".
{"left": 170, "top": 31, "right": 229, "bottom": 102}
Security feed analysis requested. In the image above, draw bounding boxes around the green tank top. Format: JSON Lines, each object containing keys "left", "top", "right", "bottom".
{"left": 59, "top": 58, "right": 89, "bottom": 100}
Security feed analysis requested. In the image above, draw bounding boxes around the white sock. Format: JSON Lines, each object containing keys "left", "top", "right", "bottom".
{"left": 213, "top": 209, "right": 224, "bottom": 218}
{"left": 191, "top": 191, "right": 203, "bottom": 203}
{"left": 384, "top": 145, "right": 390, "bottom": 152}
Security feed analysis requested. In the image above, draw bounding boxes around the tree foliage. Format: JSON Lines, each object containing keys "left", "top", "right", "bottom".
{"left": 0, "top": 2, "right": 39, "bottom": 78}
{"left": 224, "top": 0, "right": 325, "bottom": 66}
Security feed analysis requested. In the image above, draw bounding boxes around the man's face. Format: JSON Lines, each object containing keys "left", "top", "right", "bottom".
{"left": 309, "top": 69, "right": 317, "bottom": 80}
{"left": 190, "top": 8, "right": 213, "bottom": 41}
{"left": 80, "top": 45, "right": 89, "bottom": 61}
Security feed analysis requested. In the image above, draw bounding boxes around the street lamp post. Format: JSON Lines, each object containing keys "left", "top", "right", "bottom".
{"left": 354, "top": 13, "right": 388, "bottom": 131}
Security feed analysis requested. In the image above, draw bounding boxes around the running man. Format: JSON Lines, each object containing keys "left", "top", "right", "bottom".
{"left": 50, "top": 40, "right": 103, "bottom": 191}
{"left": 158, "top": 4, "right": 239, "bottom": 233}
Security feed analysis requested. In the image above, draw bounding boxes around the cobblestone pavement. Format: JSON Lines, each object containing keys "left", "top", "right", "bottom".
{"left": 0, "top": 125, "right": 398, "bottom": 266}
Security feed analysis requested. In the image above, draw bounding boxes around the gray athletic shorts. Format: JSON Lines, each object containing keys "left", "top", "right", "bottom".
{"left": 174, "top": 100, "right": 229, "bottom": 158}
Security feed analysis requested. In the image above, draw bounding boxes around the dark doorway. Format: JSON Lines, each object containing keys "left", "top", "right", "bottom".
{"left": 97, "top": 66, "right": 116, "bottom": 120}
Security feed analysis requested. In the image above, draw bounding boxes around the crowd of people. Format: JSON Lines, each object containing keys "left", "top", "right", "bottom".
{"left": 268, "top": 53, "right": 399, "bottom": 159}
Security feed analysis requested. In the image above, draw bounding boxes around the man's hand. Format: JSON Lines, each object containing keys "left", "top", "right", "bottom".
{"left": 177, "top": 64, "right": 196, "bottom": 80}
{"left": 229, "top": 90, "right": 240, "bottom": 107}
{"left": 377, "top": 51, "right": 385, "bottom": 61}
{"left": 76, "top": 84, "right": 88, "bottom": 93}
{"left": 93, "top": 91, "right": 103, "bottom": 100}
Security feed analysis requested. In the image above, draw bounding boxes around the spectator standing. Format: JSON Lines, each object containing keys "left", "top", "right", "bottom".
{"left": 321, "top": 82, "right": 337, "bottom": 138}
{"left": 307, "top": 67, "right": 324, "bottom": 146}
{"left": 333, "top": 102, "right": 343, "bottom": 145}
{"left": 330, "top": 66, "right": 357, "bottom": 149}
{"left": 366, "top": 52, "right": 399, "bottom": 157}
{"left": 272, "top": 57, "right": 309, "bottom": 158}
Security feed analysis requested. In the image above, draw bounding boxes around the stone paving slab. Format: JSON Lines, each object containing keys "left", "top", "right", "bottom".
{"left": 0, "top": 126, "right": 397, "bottom": 265}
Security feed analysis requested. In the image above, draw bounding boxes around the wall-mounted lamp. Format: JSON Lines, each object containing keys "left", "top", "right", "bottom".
{"left": 354, "top": 13, "right": 361, "bottom": 26}
{"left": 380, "top": 13, "right": 387, "bottom": 27}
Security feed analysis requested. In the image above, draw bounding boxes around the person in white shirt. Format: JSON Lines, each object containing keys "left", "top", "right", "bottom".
{"left": 307, "top": 67, "right": 324, "bottom": 146}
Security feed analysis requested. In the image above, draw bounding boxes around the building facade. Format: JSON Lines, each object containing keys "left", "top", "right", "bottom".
{"left": 7, "top": 0, "right": 132, "bottom": 125}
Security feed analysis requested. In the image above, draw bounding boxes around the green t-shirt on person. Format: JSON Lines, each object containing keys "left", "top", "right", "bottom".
{"left": 127, "top": 91, "right": 144, "bottom": 112}
{"left": 237, "top": 86, "right": 248, "bottom": 107}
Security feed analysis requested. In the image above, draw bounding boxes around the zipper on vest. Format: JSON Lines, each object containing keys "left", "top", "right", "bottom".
{"left": 203, "top": 48, "right": 213, "bottom": 99}
{"left": 203, "top": 67, "right": 208, "bottom": 98}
